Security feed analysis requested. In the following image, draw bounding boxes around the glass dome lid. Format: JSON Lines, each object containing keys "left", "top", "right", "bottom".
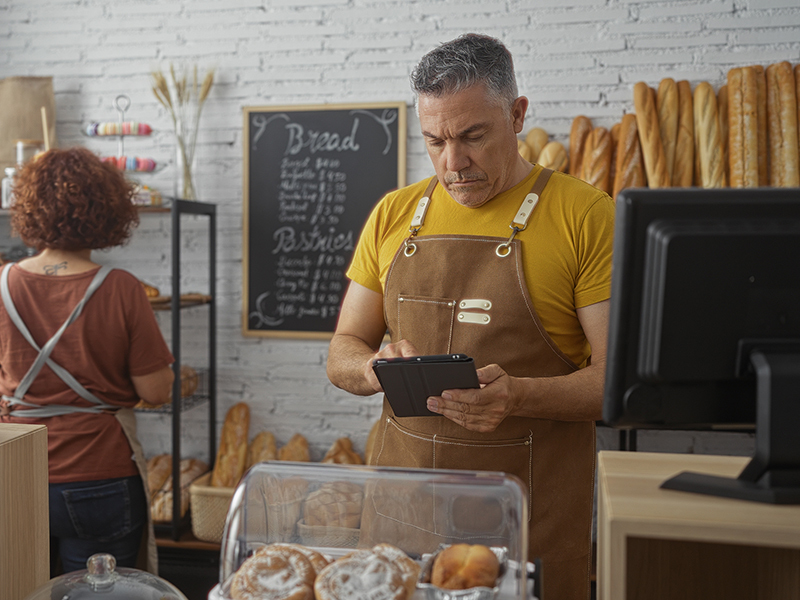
{"left": 24, "top": 553, "right": 188, "bottom": 600}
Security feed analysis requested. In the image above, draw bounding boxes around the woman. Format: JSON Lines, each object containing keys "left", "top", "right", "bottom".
{"left": 0, "top": 147, "right": 174, "bottom": 576}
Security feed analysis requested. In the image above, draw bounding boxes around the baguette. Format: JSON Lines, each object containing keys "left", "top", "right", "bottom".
{"left": 609, "top": 121, "right": 621, "bottom": 195}
{"left": 581, "top": 127, "right": 613, "bottom": 194}
{"left": 727, "top": 67, "right": 759, "bottom": 188}
{"left": 796, "top": 64, "right": 800, "bottom": 167}
{"left": 525, "top": 127, "right": 549, "bottom": 163}
{"left": 537, "top": 141, "right": 568, "bottom": 172}
{"left": 766, "top": 61, "right": 800, "bottom": 187}
{"left": 245, "top": 430, "right": 277, "bottom": 470}
{"left": 753, "top": 65, "right": 769, "bottom": 186}
{"left": 693, "top": 81, "right": 727, "bottom": 188}
{"left": 633, "top": 81, "right": 670, "bottom": 188}
{"left": 657, "top": 78, "right": 679, "bottom": 183}
{"left": 568, "top": 115, "right": 593, "bottom": 179}
{"left": 278, "top": 433, "right": 310, "bottom": 462}
{"left": 717, "top": 84, "right": 729, "bottom": 185}
{"left": 673, "top": 80, "right": 695, "bottom": 187}
{"left": 210, "top": 402, "right": 250, "bottom": 488}
{"left": 613, "top": 113, "right": 647, "bottom": 199}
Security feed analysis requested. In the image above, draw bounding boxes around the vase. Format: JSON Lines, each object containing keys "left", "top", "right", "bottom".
{"left": 174, "top": 120, "right": 198, "bottom": 201}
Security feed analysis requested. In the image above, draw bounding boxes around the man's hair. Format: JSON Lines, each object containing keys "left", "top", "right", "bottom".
{"left": 410, "top": 33, "right": 518, "bottom": 108}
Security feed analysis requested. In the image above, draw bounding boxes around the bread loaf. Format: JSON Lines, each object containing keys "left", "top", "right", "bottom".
{"left": 633, "top": 81, "right": 670, "bottom": 188}
{"left": 322, "top": 437, "right": 363, "bottom": 465}
{"left": 657, "top": 78, "right": 679, "bottom": 183}
{"left": 278, "top": 433, "right": 310, "bottom": 462}
{"left": 517, "top": 139, "right": 534, "bottom": 163}
{"left": 151, "top": 458, "right": 209, "bottom": 522}
{"left": 210, "top": 402, "right": 250, "bottom": 488}
{"left": 672, "top": 80, "right": 695, "bottom": 187}
{"left": 146, "top": 453, "right": 171, "bottom": 501}
{"left": 568, "top": 115, "right": 593, "bottom": 179}
{"left": 246, "top": 430, "right": 277, "bottom": 470}
{"left": 302, "top": 481, "right": 363, "bottom": 528}
{"left": 581, "top": 127, "right": 613, "bottom": 194}
{"left": 717, "top": 84, "right": 729, "bottom": 184}
{"left": 693, "top": 81, "right": 727, "bottom": 188}
{"left": 525, "top": 127, "right": 549, "bottom": 162}
{"left": 537, "top": 141, "right": 568, "bottom": 172}
{"left": 613, "top": 113, "right": 647, "bottom": 199}
{"left": 766, "top": 61, "right": 800, "bottom": 187}
{"left": 430, "top": 544, "right": 500, "bottom": 590}
{"left": 727, "top": 67, "right": 760, "bottom": 188}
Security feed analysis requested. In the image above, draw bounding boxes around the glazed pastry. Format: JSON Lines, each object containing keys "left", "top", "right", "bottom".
{"left": 371, "top": 543, "right": 421, "bottom": 598}
{"left": 230, "top": 544, "right": 316, "bottom": 600}
{"left": 430, "top": 544, "right": 500, "bottom": 590}
{"left": 268, "top": 543, "right": 330, "bottom": 576}
{"left": 314, "top": 551, "right": 407, "bottom": 600}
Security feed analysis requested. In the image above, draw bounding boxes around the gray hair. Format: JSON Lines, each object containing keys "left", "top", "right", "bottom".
{"left": 410, "top": 33, "right": 519, "bottom": 109}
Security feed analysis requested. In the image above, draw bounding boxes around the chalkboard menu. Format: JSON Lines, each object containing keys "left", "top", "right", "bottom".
{"left": 243, "top": 102, "right": 407, "bottom": 338}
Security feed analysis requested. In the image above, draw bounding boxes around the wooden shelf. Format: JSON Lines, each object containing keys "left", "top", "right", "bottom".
{"left": 155, "top": 528, "right": 220, "bottom": 553}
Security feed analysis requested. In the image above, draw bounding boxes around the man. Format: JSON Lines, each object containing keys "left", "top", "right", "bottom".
{"left": 327, "top": 33, "right": 614, "bottom": 600}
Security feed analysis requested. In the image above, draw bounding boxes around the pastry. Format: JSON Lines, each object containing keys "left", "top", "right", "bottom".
{"left": 536, "top": 141, "right": 568, "bottom": 172}
{"left": 524, "top": 127, "right": 549, "bottom": 162}
{"left": 303, "top": 481, "right": 363, "bottom": 528}
{"left": 673, "top": 80, "right": 695, "bottom": 187}
{"left": 517, "top": 139, "right": 534, "bottom": 162}
{"left": 230, "top": 544, "right": 316, "bottom": 600}
{"left": 210, "top": 402, "right": 250, "bottom": 488}
{"left": 693, "top": 81, "right": 727, "bottom": 188}
{"left": 766, "top": 61, "right": 800, "bottom": 187}
{"left": 728, "top": 67, "right": 760, "bottom": 188}
{"left": 268, "top": 543, "right": 330, "bottom": 576}
{"left": 430, "top": 543, "right": 500, "bottom": 590}
{"left": 568, "top": 115, "right": 593, "bottom": 179}
{"left": 633, "top": 81, "right": 670, "bottom": 188}
{"left": 246, "top": 430, "right": 278, "bottom": 470}
{"left": 371, "top": 543, "right": 420, "bottom": 598}
{"left": 278, "top": 433, "right": 310, "bottom": 462}
{"left": 656, "top": 78, "right": 679, "bottom": 183}
{"left": 322, "top": 437, "right": 363, "bottom": 465}
{"left": 314, "top": 550, "right": 408, "bottom": 600}
{"left": 581, "top": 127, "right": 613, "bottom": 194}
{"left": 612, "top": 114, "right": 647, "bottom": 200}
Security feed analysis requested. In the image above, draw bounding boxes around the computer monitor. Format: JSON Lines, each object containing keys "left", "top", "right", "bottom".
{"left": 603, "top": 187, "right": 800, "bottom": 504}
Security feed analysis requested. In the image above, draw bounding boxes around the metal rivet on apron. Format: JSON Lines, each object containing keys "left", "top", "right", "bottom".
{"left": 448, "top": 301, "right": 455, "bottom": 307}
{"left": 399, "top": 297, "right": 404, "bottom": 302}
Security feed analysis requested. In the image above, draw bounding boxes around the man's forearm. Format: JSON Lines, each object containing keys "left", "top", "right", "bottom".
{"left": 326, "top": 333, "right": 380, "bottom": 396}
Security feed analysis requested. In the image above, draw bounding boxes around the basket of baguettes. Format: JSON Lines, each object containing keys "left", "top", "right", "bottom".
{"left": 189, "top": 402, "right": 368, "bottom": 544}
{"left": 517, "top": 61, "right": 800, "bottom": 194}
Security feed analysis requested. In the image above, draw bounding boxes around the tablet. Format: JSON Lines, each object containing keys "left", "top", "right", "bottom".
{"left": 372, "top": 354, "right": 480, "bottom": 417}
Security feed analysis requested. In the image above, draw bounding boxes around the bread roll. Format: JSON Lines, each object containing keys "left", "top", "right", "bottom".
{"left": 278, "top": 433, "right": 310, "bottom": 462}
{"left": 633, "top": 81, "right": 670, "bottom": 188}
{"left": 302, "top": 481, "right": 363, "bottom": 528}
{"left": 672, "top": 80, "right": 695, "bottom": 187}
{"left": 766, "top": 61, "right": 800, "bottom": 187}
{"left": 717, "top": 84, "right": 729, "bottom": 184}
{"left": 613, "top": 113, "right": 647, "bottom": 199}
{"left": 211, "top": 402, "right": 250, "bottom": 488}
{"left": 322, "top": 437, "right": 363, "bottom": 465}
{"left": 146, "top": 453, "right": 171, "bottom": 501}
{"left": 537, "top": 141, "right": 568, "bottom": 172}
{"left": 657, "top": 78, "right": 679, "bottom": 183}
{"left": 568, "top": 115, "right": 593, "bottom": 179}
{"left": 693, "top": 81, "right": 727, "bottom": 188}
{"left": 517, "top": 139, "right": 534, "bottom": 163}
{"left": 430, "top": 544, "right": 500, "bottom": 590}
{"left": 246, "top": 430, "right": 277, "bottom": 470}
{"left": 581, "top": 127, "right": 613, "bottom": 194}
{"left": 727, "top": 67, "right": 760, "bottom": 188}
{"left": 525, "top": 127, "right": 549, "bottom": 162}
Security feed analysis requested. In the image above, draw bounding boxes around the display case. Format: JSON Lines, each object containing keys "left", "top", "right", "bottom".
{"left": 211, "top": 461, "right": 536, "bottom": 600}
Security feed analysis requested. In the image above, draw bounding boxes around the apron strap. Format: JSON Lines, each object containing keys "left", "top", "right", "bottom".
{"left": 1, "top": 264, "right": 118, "bottom": 417}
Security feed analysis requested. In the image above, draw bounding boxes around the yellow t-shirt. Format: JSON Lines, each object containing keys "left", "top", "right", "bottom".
{"left": 347, "top": 165, "right": 615, "bottom": 366}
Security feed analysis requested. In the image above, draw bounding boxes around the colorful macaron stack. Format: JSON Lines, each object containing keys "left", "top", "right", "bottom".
{"left": 86, "top": 121, "right": 153, "bottom": 136}
{"left": 102, "top": 156, "right": 157, "bottom": 172}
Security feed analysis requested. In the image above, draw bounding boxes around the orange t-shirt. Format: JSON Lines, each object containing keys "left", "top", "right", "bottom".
{"left": 0, "top": 265, "right": 174, "bottom": 483}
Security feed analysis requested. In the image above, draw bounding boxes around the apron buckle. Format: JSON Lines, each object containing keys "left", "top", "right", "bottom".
{"left": 496, "top": 226, "right": 522, "bottom": 257}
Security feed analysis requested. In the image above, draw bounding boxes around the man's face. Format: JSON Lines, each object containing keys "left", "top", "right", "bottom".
{"left": 418, "top": 84, "right": 527, "bottom": 208}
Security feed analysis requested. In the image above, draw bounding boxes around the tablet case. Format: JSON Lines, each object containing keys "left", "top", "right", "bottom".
{"left": 372, "top": 354, "right": 480, "bottom": 417}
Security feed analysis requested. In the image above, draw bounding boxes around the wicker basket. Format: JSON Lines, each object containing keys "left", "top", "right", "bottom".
{"left": 189, "top": 472, "right": 234, "bottom": 543}
{"left": 297, "top": 520, "right": 360, "bottom": 548}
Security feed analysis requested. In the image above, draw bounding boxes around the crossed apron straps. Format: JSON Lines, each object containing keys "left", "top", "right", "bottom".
{"left": 1, "top": 263, "right": 119, "bottom": 417}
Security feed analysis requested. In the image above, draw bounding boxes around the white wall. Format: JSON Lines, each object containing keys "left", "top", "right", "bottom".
{"left": 3, "top": 0, "right": 799, "bottom": 464}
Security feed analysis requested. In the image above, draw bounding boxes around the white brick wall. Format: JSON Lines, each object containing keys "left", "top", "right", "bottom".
{"left": 2, "top": 0, "right": 797, "bottom": 466}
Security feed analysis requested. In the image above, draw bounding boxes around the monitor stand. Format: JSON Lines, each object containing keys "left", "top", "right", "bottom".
{"left": 661, "top": 349, "right": 800, "bottom": 504}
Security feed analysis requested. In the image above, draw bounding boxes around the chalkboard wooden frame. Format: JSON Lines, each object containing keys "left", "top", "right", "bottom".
{"left": 242, "top": 102, "right": 407, "bottom": 339}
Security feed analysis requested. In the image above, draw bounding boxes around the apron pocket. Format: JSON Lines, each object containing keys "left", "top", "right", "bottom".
{"left": 62, "top": 478, "right": 137, "bottom": 541}
{"left": 394, "top": 294, "right": 455, "bottom": 354}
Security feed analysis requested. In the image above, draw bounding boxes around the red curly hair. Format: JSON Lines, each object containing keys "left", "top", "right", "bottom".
{"left": 11, "top": 146, "right": 139, "bottom": 251}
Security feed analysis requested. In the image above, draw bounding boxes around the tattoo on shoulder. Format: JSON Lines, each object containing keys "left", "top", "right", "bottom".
{"left": 43, "top": 262, "right": 68, "bottom": 275}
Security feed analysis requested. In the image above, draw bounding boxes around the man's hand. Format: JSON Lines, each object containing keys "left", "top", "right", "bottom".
{"left": 362, "top": 339, "right": 421, "bottom": 394}
{"left": 425, "top": 363, "right": 518, "bottom": 433}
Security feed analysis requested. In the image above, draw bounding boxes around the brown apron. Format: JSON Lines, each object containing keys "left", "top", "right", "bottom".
{"left": 366, "top": 170, "right": 595, "bottom": 600}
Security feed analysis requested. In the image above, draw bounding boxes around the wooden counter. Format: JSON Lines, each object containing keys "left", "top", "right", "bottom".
{"left": 597, "top": 450, "right": 800, "bottom": 600}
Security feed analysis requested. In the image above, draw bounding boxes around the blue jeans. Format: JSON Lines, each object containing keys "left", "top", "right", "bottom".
{"left": 49, "top": 475, "right": 147, "bottom": 575}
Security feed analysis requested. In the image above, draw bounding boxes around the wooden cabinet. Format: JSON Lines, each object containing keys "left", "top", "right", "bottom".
{"left": 597, "top": 450, "right": 800, "bottom": 600}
